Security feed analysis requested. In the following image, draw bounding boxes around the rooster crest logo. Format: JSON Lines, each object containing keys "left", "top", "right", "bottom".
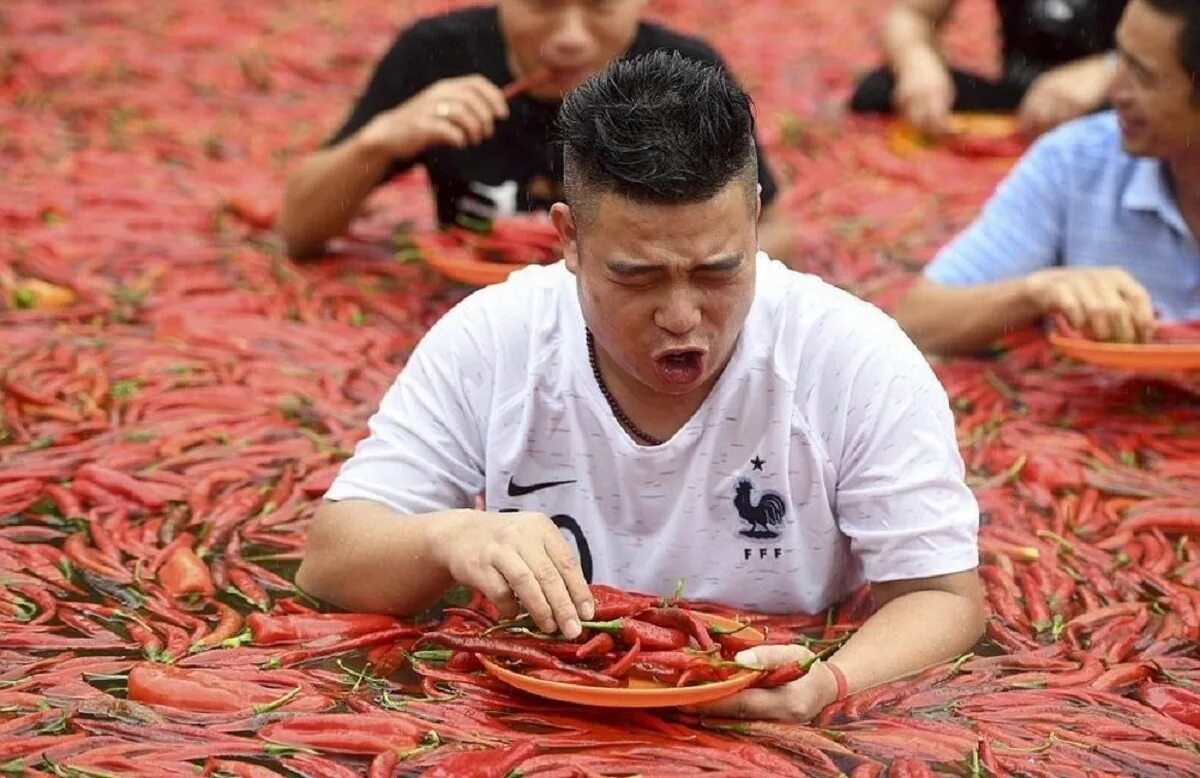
{"left": 734, "top": 479, "right": 787, "bottom": 539}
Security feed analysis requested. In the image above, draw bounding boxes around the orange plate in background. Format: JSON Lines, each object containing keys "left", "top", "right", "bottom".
{"left": 421, "top": 249, "right": 522, "bottom": 287}
{"left": 479, "top": 613, "right": 764, "bottom": 708}
{"left": 890, "top": 113, "right": 1022, "bottom": 158}
{"left": 945, "top": 113, "right": 1018, "bottom": 138}
{"left": 1049, "top": 333, "right": 1200, "bottom": 371}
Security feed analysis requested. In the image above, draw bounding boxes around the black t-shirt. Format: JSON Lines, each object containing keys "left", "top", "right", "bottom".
{"left": 997, "top": 0, "right": 1127, "bottom": 85}
{"left": 327, "top": 6, "right": 779, "bottom": 226}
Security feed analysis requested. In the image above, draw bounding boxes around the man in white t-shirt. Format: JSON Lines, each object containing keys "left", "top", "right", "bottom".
{"left": 298, "top": 51, "right": 985, "bottom": 722}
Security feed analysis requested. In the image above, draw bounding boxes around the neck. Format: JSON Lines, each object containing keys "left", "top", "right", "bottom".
{"left": 1168, "top": 155, "right": 1200, "bottom": 207}
{"left": 1167, "top": 155, "right": 1200, "bottom": 240}
{"left": 589, "top": 334, "right": 722, "bottom": 444}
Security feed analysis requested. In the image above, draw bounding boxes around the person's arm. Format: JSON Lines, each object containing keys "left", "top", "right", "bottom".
{"left": 882, "top": 0, "right": 957, "bottom": 134}
{"left": 298, "top": 499, "right": 461, "bottom": 616}
{"left": 1018, "top": 53, "right": 1118, "bottom": 137}
{"left": 881, "top": 0, "right": 954, "bottom": 66}
{"left": 294, "top": 288, "right": 592, "bottom": 636}
{"left": 276, "top": 25, "right": 509, "bottom": 259}
{"left": 277, "top": 136, "right": 398, "bottom": 260}
{"left": 279, "top": 76, "right": 508, "bottom": 259}
{"left": 697, "top": 314, "right": 984, "bottom": 721}
{"left": 893, "top": 131, "right": 1067, "bottom": 352}
{"left": 298, "top": 500, "right": 592, "bottom": 636}
{"left": 693, "top": 571, "right": 984, "bottom": 721}
{"left": 895, "top": 275, "right": 1043, "bottom": 354}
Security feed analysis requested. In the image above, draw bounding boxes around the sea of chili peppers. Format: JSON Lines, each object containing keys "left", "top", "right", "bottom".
{"left": 1, "top": 0, "right": 1198, "bottom": 776}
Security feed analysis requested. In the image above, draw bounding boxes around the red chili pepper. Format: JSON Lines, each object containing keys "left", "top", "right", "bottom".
{"left": 192, "top": 600, "right": 243, "bottom": 650}
{"left": 525, "top": 668, "right": 596, "bottom": 684}
{"left": 422, "top": 631, "right": 621, "bottom": 687}
{"left": 676, "top": 665, "right": 722, "bottom": 687}
{"left": 588, "top": 584, "right": 657, "bottom": 621}
{"left": 271, "top": 626, "right": 417, "bottom": 668}
{"left": 575, "top": 631, "right": 615, "bottom": 659}
{"left": 128, "top": 664, "right": 321, "bottom": 713}
{"left": 630, "top": 650, "right": 714, "bottom": 671}
{"left": 1138, "top": 684, "right": 1200, "bottom": 728}
{"left": 602, "top": 638, "right": 642, "bottom": 678}
{"left": 717, "top": 630, "right": 765, "bottom": 656}
{"left": 158, "top": 543, "right": 215, "bottom": 597}
{"left": 446, "top": 651, "right": 483, "bottom": 672}
{"left": 246, "top": 612, "right": 401, "bottom": 645}
{"left": 258, "top": 714, "right": 427, "bottom": 755}
{"left": 636, "top": 607, "right": 717, "bottom": 651}
{"left": 755, "top": 660, "right": 809, "bottom": 689}
{"left": 367, "top": 750, "right": 397, "bottom": 778}
{"left": 420, "top": 741, "right": 538, "bottom": 778}
{"left": 580, "top": 618, "right": 689, "bottom": 651}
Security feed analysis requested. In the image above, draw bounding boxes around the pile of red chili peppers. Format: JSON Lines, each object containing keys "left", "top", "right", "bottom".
{"left": 1, "top": 1, "right": 1197, "bottom": 776}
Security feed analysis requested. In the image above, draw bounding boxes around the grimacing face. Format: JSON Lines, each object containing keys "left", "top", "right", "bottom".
{"left": 551, "top": 181, "right": 760, "bottom": 404}
{"left": 1110, "top": 0, "right": 1200, "bottom": 161}
{"left": 496, "top": 0, "right": 646, "bottom": 101}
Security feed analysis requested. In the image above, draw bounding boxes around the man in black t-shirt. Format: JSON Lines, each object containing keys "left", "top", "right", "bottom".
{"left": 849, "top": 0, "right": 1127, "bottom": 137}
{"left": 278, "top": 2, "right": 791, "bottom": 261}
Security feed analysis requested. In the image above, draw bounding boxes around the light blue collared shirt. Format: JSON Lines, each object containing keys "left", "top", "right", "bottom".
{"left": 925, "top": 112, "right": 1200, "bottom": 321}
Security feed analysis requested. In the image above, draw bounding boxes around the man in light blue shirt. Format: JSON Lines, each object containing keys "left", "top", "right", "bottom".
{"left": 895, "top": 0, "right": 1200, "bottom": 355}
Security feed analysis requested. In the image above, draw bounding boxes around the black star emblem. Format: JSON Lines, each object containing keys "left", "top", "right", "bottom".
{"left": 750, "top": 456, "right": 765, "bottom": 471}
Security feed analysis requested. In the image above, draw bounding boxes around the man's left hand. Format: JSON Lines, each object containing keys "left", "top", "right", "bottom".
{"left": 1017, "top": 55, "right": 1115, "bottom": 138}
{"left": 686, "top": 645, "right": 837, "bottom": 722}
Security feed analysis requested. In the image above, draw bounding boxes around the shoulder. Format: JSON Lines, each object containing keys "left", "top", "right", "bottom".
{"left": 1025, "top": 112, "right": 1127, "bottom": 176}
{"left": 391, "top": 6, "right": 498, "bottom": 50}
{"left": 629, "top": 22, "right": 725, "bottom": 66}
{"left": 430, "top": 261, "right": 574, "bottom": 356}
{"left": 752, "top": 257, "right": 920, "bottom": 385}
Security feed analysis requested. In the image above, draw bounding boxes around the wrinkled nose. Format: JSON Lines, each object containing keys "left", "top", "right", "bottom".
{"left": 654, "top": 287, "right": 702, "bottom": 335}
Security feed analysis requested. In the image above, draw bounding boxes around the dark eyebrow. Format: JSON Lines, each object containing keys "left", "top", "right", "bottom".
{"left": 1116, "top": 41, "right": 1154, "bottom": 80}
{"left": 695, "top": 253, "right": 744, "bottom": 273}
{"left": 606, "top": 259, "right": 663, "bottom": 278}
{"left": 606, "top": 252, "right": 745, "bottom": 278}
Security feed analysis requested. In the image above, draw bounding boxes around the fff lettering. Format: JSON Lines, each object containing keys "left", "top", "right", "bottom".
{"left": 745, "top": 548, "right": 784, "bottom": 560}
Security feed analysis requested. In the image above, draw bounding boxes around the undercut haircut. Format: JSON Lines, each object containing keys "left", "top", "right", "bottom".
{"left": 557, "top": 50, "right": 759, "bottom": 223}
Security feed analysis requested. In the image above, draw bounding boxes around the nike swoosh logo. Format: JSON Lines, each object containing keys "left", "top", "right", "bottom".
{"left": 507, "top": 477, "right": 576, "bottom": 497}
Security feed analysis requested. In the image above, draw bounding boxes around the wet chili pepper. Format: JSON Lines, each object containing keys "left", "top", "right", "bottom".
{"left": 579, "top": 618, "right": 689, "bottom": 651}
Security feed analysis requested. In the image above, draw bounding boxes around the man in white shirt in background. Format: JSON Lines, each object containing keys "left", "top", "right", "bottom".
{"left": 298, "top": 51, "right": 985, "bottom": 722}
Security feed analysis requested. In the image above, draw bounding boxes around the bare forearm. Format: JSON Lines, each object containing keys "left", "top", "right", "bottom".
{"left": 296, "top": 499, "right": 461, "bottom": 615}
{"left": 882, "top": 2, "right": 946, "bottom": 68}
{"left": 826, "top": 585, "right": 985, "bottom": 696}
{"left": 277, "top": 136, "right": 396, "bottom": 259}
{"left": 894, "top": 277, "right": 1043, "bottom": 355}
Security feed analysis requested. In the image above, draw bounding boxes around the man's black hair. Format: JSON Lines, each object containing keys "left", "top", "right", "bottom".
{"left": 557, "top": 49, "right": 758, "bottom": 220}
{"left": 1141, "top": 0, "right": 1200, "bottom": 99}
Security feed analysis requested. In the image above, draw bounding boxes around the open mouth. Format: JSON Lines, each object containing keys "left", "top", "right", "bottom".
{"left": 654, "top": 350, "right": 705, "bottom": 386}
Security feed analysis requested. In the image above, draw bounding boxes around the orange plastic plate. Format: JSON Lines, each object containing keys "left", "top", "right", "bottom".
{"left": 1049, "top": 333, "right": 1200, "bottom": 371}
{"left": 479, "top": 613, "right": 764, "bottom": 708}
{"left": 889, "top": 113, "right": 1021, "bottom": 157}
{"left": 946, "top": 113, "right": 1018, "bottom": 138}
{"left": 421, "top": 250, "right": 524, "bottom": 287}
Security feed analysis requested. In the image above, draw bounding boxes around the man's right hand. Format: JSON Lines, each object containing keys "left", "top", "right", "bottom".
{"left": 893, "top": 47, "right": 955, "bottom": 137}
{"left": 1026, "top": 267, "right": 1156, "bottom": 343}
{"left": 357, "top": 75, "right": 510, "bottom": 161}
{"left": 432, "top": 511, "right": 594, "bottom": 639}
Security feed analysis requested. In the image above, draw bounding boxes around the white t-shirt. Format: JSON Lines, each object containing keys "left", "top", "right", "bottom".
{"left": 326, "top": 254, "right": 979, "bottom": 614}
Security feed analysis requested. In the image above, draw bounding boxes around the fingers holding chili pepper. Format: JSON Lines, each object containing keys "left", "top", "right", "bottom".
{"left": 435, "top": 511, "right": 592, "bottom": 639}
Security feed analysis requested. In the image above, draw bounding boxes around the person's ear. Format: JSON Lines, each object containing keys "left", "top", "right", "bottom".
{"left": 551, "top": 202, "right": 580, "bottom": 273}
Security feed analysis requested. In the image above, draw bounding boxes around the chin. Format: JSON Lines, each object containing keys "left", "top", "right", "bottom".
{"left": 1119, "top": 135, "right": 1153, "bottom": 158}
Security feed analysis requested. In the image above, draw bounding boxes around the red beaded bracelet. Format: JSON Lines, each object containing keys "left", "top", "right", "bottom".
{"left": 824, "top": 661, "right": 848, "bottom": 701}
